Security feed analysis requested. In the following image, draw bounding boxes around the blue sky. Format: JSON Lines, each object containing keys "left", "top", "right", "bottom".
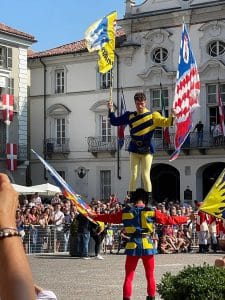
{"left": 0, "top": 0, "right": 143, "bottom": 52}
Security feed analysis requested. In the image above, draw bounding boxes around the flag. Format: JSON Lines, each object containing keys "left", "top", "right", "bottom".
{"left": 217, "top": 89, "right": 225, "bottom": 136}
{"left": 2, "top": 94, "right": 14, "bottom": 125}
{"left": 160, "top": 85, "right": 171, "bottom": 146}
{"left": 169, "top": 23, "right": 200, "bottom": 161}
{"left": 200, "top": 168, "right": 225, "bottom": 219}
{"left": 31, "top": 149, "right": 95, "bottom": 219}
{"left": 85, "top": 11, "right": 117, "bottom": 73}
{"left": 6, "top": 143, "right": 17, "bottom": 171}
{"left": 118, "top": 89, "right": 126, "bottom": 149}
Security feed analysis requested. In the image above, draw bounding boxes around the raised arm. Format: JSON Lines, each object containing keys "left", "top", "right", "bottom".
{"left": 155, "top": 209, "right": 188, "bottom": 225}
{"left": 93, "top": 211, "right": 123, "bottom": 224}
{"left": 0, "top": 173, "right": 36, "bottom": 300}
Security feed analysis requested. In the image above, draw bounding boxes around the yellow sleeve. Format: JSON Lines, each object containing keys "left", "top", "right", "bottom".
{"left": 152, "top": 111, "right": 174, "bottom": 128}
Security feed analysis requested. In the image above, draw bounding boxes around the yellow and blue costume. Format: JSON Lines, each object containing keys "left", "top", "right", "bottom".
{"left": 122, "top": 205, "right": 157, "bottom": 256}
{"left": 109, "top": 108, "right": 173, "bottom": 194}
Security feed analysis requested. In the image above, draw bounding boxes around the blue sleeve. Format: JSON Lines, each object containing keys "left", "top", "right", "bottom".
{"left": 108, "top": 111, "right": 130, "bottom": 126}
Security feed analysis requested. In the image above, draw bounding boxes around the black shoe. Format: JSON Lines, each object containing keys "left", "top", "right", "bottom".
{"left": 146, "top": 296, "right": 155, "bottom": 300}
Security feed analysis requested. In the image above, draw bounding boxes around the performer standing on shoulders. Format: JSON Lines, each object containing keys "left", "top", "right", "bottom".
{"left": 90, "top": 188, "right": 191, "bottom": 300}
{"left": 108, "top": 92, "right": 176, "bottom": 206}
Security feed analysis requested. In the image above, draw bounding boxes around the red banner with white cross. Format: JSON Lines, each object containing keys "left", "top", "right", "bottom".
{"left": 2, "top": 94, "right": 14, "bottom": 125}
{"left": 6, "top": 143, "right": 17, "bottom": 171}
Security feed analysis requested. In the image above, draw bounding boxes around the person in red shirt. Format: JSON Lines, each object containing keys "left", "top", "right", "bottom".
{"left": 91, "top": 188, "right": 190, "bottom": 300}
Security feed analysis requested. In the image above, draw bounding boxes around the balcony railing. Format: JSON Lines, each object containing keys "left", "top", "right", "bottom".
{"left": 88, "top": 131, "right": 225, "bottom": 155}
{"left": 44, "top": 138, "right": 70, "bottom": 155}
{"left": 87, "top": 136, "right": 117, "bottom": 153}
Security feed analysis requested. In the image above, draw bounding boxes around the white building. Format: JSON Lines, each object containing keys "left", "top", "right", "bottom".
{"left": 28, "top": 0, "right": 225, "bottom": 205}
{"left": 0, "top": 23, "right": 35, "bottom": 184}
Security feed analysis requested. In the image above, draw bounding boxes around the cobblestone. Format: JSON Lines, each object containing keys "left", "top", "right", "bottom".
{"left": 29, "top": 251, "right": 223, "bottom": 300}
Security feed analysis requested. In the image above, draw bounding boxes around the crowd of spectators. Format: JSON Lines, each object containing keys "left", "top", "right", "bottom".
{"left": 15, "top": 191, "right": 225, "bottom": 255}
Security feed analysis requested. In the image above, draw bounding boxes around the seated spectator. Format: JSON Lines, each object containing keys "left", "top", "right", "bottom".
{"left": 159, "top": 236, "right": 176, "bottom": 254}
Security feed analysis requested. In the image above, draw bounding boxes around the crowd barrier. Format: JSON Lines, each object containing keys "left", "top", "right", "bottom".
{"left": 20, "top": 224, "right": 199, "bottom": 255}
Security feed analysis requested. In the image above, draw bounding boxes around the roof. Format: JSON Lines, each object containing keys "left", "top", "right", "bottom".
{"left": 0, "top": 22, "right": 36, "bottom": 42}
{"left": 28, "top": 28, "right": 126, "bottom": 59}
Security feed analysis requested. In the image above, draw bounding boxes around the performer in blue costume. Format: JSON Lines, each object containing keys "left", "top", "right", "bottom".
{"left": 108, "top": 92, "right": 175, "bottom": 205}
{"left": 92, "top": 188, "right": 189, "bottom": 300}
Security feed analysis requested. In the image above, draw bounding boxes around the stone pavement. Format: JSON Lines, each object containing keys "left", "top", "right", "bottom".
{"left": 29, "top": 251, "right": 223, "bottom": 300}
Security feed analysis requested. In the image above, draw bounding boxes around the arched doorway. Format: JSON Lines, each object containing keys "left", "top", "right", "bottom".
{"left": 151, "top": 164, "right": 180, "bottom": 203}
{"left": 202, "top": 162, "right": 225, "bottom": 198}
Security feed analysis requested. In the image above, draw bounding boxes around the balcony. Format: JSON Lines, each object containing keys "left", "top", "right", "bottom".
{"left": 125, "top": 131, "right": 225, "bottom": 155}
{"left": 87, "top": 136, "right": 117, "bottom": 156}
{"left": 44, "top": 138, "right": 70, "bottom": 157}
{"left": 87, "top": 131, "right": 225, "bottom": 156}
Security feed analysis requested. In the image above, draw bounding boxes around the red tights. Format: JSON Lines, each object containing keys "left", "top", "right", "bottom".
{"left": 123, "top": 255, "right": 156, "bottom": 298}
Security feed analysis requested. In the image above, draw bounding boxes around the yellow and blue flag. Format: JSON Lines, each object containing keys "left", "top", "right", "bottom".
{"left": 31, "top": 149, "right": 95, "bottom": 219}
{"left": 200, "top": 168, "right": 225, "bottom": 219}
{"left": 85, "top": 11, "right": 117, "bottom": 73}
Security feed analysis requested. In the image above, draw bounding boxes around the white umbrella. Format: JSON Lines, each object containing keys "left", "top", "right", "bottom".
{"left": 11, "top": 184, "right": 35, "bottom": 195}
{"left": 31, "top": 183, "right": 61, "bottom": 196}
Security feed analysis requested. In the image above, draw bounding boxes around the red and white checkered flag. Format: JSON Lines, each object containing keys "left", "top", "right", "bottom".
{"left": 2, "top": 94, "right": 14, "bottom": 125}
{"left": 6, "top": 143, "right": 17, "bottom": 171}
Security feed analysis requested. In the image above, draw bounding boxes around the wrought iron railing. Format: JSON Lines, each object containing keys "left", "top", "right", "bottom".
{"left": 44, "top": 138, "right": 70, "bottom": 155}
{"left": 87, "top": 136, "right": 117, "bottom": 153}
{"left": 88, "top": 131, "right": 225, "bottom": 154}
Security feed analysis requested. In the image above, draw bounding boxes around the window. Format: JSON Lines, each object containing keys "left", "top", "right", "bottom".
{"left": 151, "top": 47, "right": 168, "bottom": 64}
{"left": 207, "top": 83, "right": 225, "bottom": 126}
{"left": 0, "top": 46, "right": 12, "bottom": 69}
{"left": 208, "top": 41, "right": 225, "bottom": 57}
{"left": 100, "top": 70, "right": 112, "bottom": 89}
{"left": 8, "top": 78, "right": 14, "bottom": 95}
{"left": 100, "top": 115, "right": 112, "bottom": 142}
{"left": 55, "top": 69, "right": 64, "bottom": 94}
{"left": 151, "top": 88, "right": 169, "bottom": 138}
{"left": 57, "top": 170, "right": 65, "bottom": 180}
{"left": 56, "top": 118, "right": 66, "bottom": 145}
{"left": 100, "top": 170, "right": 111, "bottom": 200}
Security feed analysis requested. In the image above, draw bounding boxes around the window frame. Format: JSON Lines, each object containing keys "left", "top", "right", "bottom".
{"left": 0, "top": 46, "right": 12, "bottom": 69}
{"left": 100, "top": 170, "right": 111, "bottom": 201}
{"left": 207, "top": 40, "right": 225, "bottom": 57}
{"left": 55, "top": 69, "right": 65, "bottom": 94}
{"left": 151, "top": 47, "right": 168, "bottom": 64}
{"left": 99, "top": 70, "right": 112, "bottom": 89}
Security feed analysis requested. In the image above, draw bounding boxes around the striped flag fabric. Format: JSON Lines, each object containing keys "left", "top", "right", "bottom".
{"left": 31, "top": 149, "right": 95, "bottom": 219}
{"left": 6, "top": 143, "right": 17, "bottom": 171}
{"left": 118, "top": 89, "right": 126, "bottom": 149}
{"left": 169, "top": 23, "right": 200, "bottom": 161}
{"left": 217, "top": 89, "right": 225, "bottom": 136}
{"left": 2, "top": 94, "right": 14, "bottom": 125}
{"left": 85, "top": 11, "right": 117, "bottom": 74}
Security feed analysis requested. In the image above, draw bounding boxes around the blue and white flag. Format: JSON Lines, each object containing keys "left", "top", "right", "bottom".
{"left": 169, "top": 22, "right": 200, "bottom": 161}
{"left": 85, "top": 11, "right": 117, "bottom": 73}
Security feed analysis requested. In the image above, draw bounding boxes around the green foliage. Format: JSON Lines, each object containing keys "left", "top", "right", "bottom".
{"left": 157, "top": 263, "right": 225, "bottom": 300}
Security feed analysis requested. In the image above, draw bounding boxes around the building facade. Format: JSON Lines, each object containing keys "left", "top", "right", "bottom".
{"left": 0, "top": 23, "right": 35, "bottom": 184}
{"left": 28, "top": 0, "right": 225, "bottom": 205}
